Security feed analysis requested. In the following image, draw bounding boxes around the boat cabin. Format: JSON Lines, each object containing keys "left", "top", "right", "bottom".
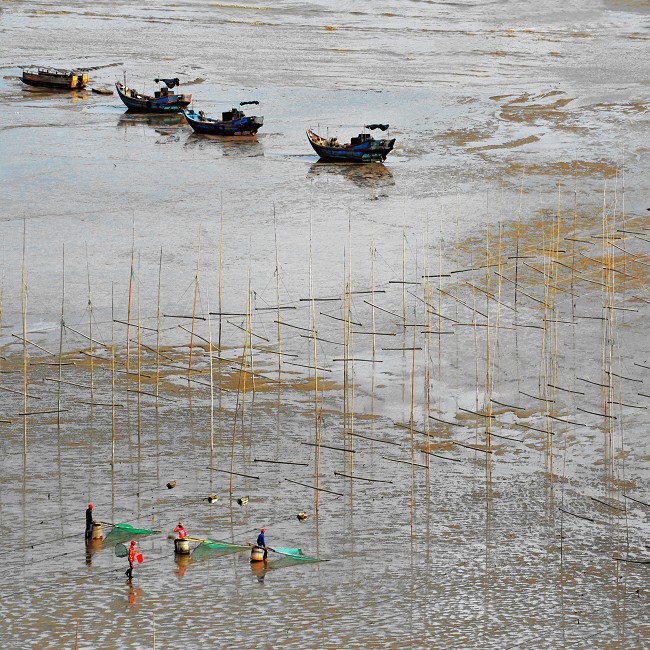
{"left": 351, "top": 133, "right": 372, "bottom": 145}
{"left": 222, "top": 108, "right": 245, "bottom": 122}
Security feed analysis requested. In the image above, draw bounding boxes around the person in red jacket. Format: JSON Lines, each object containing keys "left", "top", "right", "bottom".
{"left": 173, "top": 522, "right": 187, "bottom": 539}
{"left": 85, "top": 504, "right": 94, "bottom": 539}
{"left": 126, "top": 540, "right": 137, "bottom": 579}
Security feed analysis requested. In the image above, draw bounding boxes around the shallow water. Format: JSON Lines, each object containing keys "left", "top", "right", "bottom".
{"left": 1, "top": 1, "right": 649, "bottom": 648}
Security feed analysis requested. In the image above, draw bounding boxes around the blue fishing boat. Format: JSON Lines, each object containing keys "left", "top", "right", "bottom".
{"left": 306, "top": 124, "right": 395, "bottom": 163}
{"left": 183, "top": 101, "right": 263, "bottom": 136}
{"left": 115, "top": 77, "right": 191, "bottom": 113}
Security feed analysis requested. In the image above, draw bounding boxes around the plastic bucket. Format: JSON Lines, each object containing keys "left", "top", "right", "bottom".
{"left": 91, "top": 522, "right": 103, "bottom": 540}
{"left": 174, "top": 538, "right": 191, "bottom": 555}
{"left": 250, "top": 546, "right": 265, "bottom": 562}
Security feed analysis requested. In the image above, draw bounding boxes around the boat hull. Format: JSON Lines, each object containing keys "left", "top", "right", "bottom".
{"left": 22, "top": 69, "right": 88, "bottom": 89}
{"left": 116, "top": 82, "right": 192, "bottom": 113}
{"left": 183, "top": 110, "right": 263, "bottom": 136}
{"left": 307, "top": 130, "right": 394, "bottom": 163}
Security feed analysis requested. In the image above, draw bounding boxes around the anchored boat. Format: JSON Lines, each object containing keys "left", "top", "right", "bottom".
{"left": 21, "top": 67, "right": 88, "bottom": 89}
{"left": 115, "top": 77, "right": 192, "bottom": 113}
{"left": 183, "top": 101, "right": 264, "bottom": 136}
{"left": 306, "top": 124, "right": 395, "bottom": 163}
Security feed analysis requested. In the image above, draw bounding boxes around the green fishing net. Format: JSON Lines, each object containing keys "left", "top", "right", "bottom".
{"left": 268, "top": 554, "right": 322, "bottom": 569}
{"left": 191, "top": 539, "right": 252, "bottom": 562}
{"left": 271, "top": 547, "right": 302, "bottom": 557}
{"left": 103, "top": 523, "right": 158, "bottom": 547}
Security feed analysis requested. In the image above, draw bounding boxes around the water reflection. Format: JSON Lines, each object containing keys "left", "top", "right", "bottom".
{"left": 250, "top": 561, "right": 269, "bottom": 583}
{"left": 307, "top": 161, "right": 394, "bottom": 191}
{"left": 175, "top": 553, "right": 191, "bottom": 577}
{"left": 185, "top": 133, "right": 264, "bottom": 157}
{"left": 127, "top": 584, "right": 144, "bottom": 608}
{"left": 21, "top": 86, "right": 89, "bottom": 101}
{"left": 117, "top": 112, "right": 185, "bottom": 129}
{"left": 85, "top": 538, "right": 103, "bottom": 566}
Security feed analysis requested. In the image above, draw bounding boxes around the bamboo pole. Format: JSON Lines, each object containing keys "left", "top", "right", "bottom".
{"left": 111, "top": 284, "right": 116, "bottom": 465}
{"left": 21, "top": 221, "right": 27, "bottom": 457}
{"left": 188, "top": 236, "right": 201, "bottom": 386}
{"left": 309, "top": 210, "right": 321, "bottom": 511}
{"left": 274, "top": 207, "right": 282, "bottom": 381}
{"left": 218, "top": 194, "right": 224, "bottom": 351}
{"left": 371, "top": 240, "right": 376, "bottom": 357}
{"left": 57, "top": 244, "right": 65, "bottom": 429}
{"left": 155, "top": 248, "right": 162, "bottom": 407}
{"left": 85, "top": 244, "right": 94, "bottom": 403}
{"left": 137, "top": 253, "right": 142, "bottom": 441}
{"left": 206, "top": 286, "right": 215, "bottom": 453}
{"left": 126, "top": 221, "right": 135, "bottom": 375}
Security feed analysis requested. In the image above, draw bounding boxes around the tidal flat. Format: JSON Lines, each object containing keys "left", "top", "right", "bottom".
{"left": 1, "top": 1, "right": 649, "bottom": 648}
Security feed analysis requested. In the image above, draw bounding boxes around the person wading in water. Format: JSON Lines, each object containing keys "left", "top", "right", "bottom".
{"left": 256, "top": 528, "right": 268, "bottom": 560}
{"left": 85, "top": 504, "right": 94, "bottom": 540}
{"left": 173, "top": 522, "right": 187, "bottom": 539}
{"left": 126, "top": 540, "right": 137, "bottom": 579}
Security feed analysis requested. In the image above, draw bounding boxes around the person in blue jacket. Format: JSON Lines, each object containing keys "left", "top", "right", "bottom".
{"left": 256, "top": 528, "right": 268, "bottom": 560}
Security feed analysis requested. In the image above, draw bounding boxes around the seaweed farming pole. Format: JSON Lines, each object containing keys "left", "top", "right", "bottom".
{"left": 85, "top": 244, "right": 94, "bottom": 402}
{"left": 484, "top": 227, "right": 492, "bottom": 453}
{"left": 309, "top": 211, "right": 321, "bottom": 512}
{"left": 21, "top": 221, "right": 27, "bottom": 456}
{"left": 371, "top": 240, "right": 376, "bottom": 357}
{"left": 155, "top": 249, "right": 162, "bottom": 406}
{"left": 206, "top": 287, "right": 215, "bottom": 452}
{"left": 217, "top": 203, "right": 224, "bottom": 447}
{"left": 111, "top": 285, "right": 116, "bottom": 465}
{"left": 347, "top": 213, "right": 355, "bottom": 479}
{"left": 602, "top": 184, "right": 616, "bottom": 464}
{"left": 241, "top": 270, "right": 252, "bottom": 446}
{"left": 125, "top": 221, "right": 135, "bottom": 376}
{"left": 402, "top": 230, "right": 407, "bottom": 327}
{"left": 409, "top": 304, "right": 417, "bottom": 530}
{"left": 514, "top": 168, "right": 525, "bottom": 306}
{"left": 274, "top": 207, "right": 282, "bottom": 380}
{"left": 188, "top": 236, "right": 201, "bottom": 386}
{"left": 136, "top": 253, "right": 142, "bottom": 440}
{"left": 57, "top": 244, "right": 65, "bottom": 429}
{"left": 273, "top": 208, "right": 282, "bottom": 445}
{"left": 218, "top": 195, "right": 224, "bottom": 351}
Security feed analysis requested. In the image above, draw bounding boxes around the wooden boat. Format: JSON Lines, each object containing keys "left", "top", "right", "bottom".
{"left": 306, "top": 124, "right": 395, "bottom": 163}
{"left": 115, "top": 77, "right": 192, "bottom": 113}
{"left": 183, "top": 101, "right": 264, "bottom": 136}
{"left": 21, "top": 67, "right": 88, "bottom": 89}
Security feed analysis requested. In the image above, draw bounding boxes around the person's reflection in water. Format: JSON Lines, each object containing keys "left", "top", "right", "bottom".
{"left": 128, "top": 583, "right": 144, "bottom": 608}
{"left": 250, "top": 560, "right": 269, "bottom": 584}
{"left": 175, "top": 553, "right": 190, "bottom": 577}
{"left": 85, "top": 537, "right": 102, "bottom": 566}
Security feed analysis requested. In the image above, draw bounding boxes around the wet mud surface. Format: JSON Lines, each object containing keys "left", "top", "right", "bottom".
{"left": 1, "top": 1, "right": 649, "bottom": 648}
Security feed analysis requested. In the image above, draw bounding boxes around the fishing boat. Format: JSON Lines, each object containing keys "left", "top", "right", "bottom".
{"left": 306, "top": 124, "right": 395, "bottom": 163}
{"left": 115, "top": 77, "right": 192, "bottom": 113}
{"left": 21, "top": 67, "right": 88, "bottom": 89}
{"left": 183, "top": 101, "right": 263, "bottom": 136}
